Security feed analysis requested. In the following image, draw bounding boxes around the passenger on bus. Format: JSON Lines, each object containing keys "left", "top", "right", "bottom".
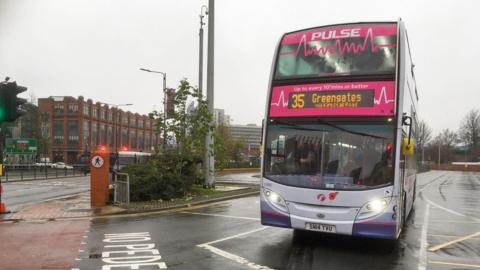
{"left": 296, "top": 137, "right": 316, "bottom": 174}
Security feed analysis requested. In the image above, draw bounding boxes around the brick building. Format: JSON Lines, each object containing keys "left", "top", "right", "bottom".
{"left": 38, "top": 96, "right": 161, "bottom": 163}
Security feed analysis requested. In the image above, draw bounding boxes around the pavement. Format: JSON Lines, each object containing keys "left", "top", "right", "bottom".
{"left": 1, "top": 170, "right": 479, "bottom": 269}
{"left": 0, "top": 219, "right": 90, "bottom": 270}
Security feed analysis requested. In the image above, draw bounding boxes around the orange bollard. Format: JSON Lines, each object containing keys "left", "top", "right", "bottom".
{"left": 0, "top": 183, "right": 7, "bottom": 214}
{"left": 0, "top": 202, "right": 6, "bottom": 213}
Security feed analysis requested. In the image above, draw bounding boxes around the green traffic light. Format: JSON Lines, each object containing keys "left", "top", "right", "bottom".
{"left": 0, "top": 80, "right": 28, "bottom": 122}
{"left": 0, "top": 106, "right": 5, "bottom": 122}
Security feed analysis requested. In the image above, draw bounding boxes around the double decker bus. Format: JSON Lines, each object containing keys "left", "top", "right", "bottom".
{"left": 261, "top": 20, "right": 418, "bottom": 240}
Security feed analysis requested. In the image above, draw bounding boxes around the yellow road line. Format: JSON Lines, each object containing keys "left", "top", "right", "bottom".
{"left": 429, "top": 260, "right": 480, "bottom": 269}
{"left": 428, "top": 231, "right": 480, "bottom": 252}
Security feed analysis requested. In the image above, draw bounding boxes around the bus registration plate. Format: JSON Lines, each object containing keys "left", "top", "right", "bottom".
{"left": 305, "top": 223, "right": 336, "bottom": 233}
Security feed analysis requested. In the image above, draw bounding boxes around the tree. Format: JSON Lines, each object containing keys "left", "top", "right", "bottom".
{"left": 151, "top": 79, "right": 213, "bottom": 183}
{"left": 124, "top": 79, "right": 215, "bottom": 201}
{"left": 214, "top": 124, "right": 245, "bottom": 169}
{"left": 433, "top": 129, "right": 457, "bottom": 163}
{"left": 458, "top": 109, "right": 480, "bottom": 159}
{"left": 416, "top": 119, "right": 432, "bottom": 163}
{"left": 19, "top": 102, "right": 41, "bottom": 140}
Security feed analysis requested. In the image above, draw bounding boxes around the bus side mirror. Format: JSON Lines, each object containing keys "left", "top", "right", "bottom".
{"left": 402, "top": 137, "right": 414, "bottom": 156}
{"left": 402, "top": 115, "right": 414, "bottom": 156}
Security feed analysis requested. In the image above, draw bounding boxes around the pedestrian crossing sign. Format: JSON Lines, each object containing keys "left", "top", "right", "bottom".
{"left": 91, "top": 155, "right": 105, "bottom": 168}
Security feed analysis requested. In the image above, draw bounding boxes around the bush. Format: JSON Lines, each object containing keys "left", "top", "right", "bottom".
{"left": 122, "top": 150, "right": 201, "bottom": 201}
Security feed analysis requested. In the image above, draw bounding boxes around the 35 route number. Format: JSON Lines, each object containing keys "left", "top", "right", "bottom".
{"left": 291, "top": 93, "right": 305, "bottom": 109}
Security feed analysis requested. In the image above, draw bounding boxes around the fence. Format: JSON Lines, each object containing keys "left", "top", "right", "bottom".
{"left": 114, "top": 172, "right": 130, "bottom": 205}
{"left": 1, "top": 164, "right": 89, "bottom": 182}
{"left": 431, "top": 163, "right": 480, "bottom": 172}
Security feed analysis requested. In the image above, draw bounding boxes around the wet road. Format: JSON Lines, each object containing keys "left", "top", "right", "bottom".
{"left": 75, "top": 170, "right": 479, "bottom": 269}
{"left": 2, "top": 176, "right": 90, "bottom": 212}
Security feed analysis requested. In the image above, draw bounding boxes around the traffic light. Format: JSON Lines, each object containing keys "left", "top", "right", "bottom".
{"left": 0, "top": 79, "right": 27, "bottom": 122}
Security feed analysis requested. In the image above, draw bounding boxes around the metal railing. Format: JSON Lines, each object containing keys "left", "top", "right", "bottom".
{"left": 1, "top": 164, "right": 89, "bottom": 182}
{"left": 114, "top": 172, "right": 130, "bottom": 205}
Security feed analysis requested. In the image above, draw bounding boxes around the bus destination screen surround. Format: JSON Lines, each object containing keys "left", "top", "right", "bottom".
{"left": 270, "top": 81, "right": 395, "bottom": 117}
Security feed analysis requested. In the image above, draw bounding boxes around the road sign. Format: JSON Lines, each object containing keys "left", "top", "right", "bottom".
{"left": 5, "top": 138, "right": 37, "bottom": 154}
{"left": 91, "top": 155, "right": 104, "bottom": 168}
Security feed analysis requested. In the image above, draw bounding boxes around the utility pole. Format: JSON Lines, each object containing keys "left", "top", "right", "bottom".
{"left": 205, "top": 0, "right": 215, "bottom": 188}
{"left": 438, "top": 143, "right": 441, "bottom": 165}
{"left": 199, "top": 5, "right": 208, "bottom": 98}
{"left": 41, "top": 112, "right": 49, "bottom": 179}
{"left": 421, "top": 146, "right": 425, "bottom": 166}
{"left": 162, "top": 74, "right": 167, "bottom": 150}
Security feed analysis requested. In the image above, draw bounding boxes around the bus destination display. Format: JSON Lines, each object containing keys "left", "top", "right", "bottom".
{"left": 269, "top": 81, "right": 395, "bottom": 117}
{"left": 289, "top": 90, "right": 374, "bottom": 109}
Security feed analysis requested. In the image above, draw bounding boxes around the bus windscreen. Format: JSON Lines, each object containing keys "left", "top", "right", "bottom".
{"left": 275, "top": 23, "right": 397, "bottom": 79}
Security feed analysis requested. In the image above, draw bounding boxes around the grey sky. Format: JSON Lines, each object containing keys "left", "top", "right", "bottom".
{"left": 1, "top": 0, "right": 479, "bottom": 136}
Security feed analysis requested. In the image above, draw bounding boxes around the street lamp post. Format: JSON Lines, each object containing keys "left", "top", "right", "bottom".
{"left": 205, "top": 0, "right": 215, "bottom": 188}
{"left": 139, "top": 68, "right": 167, "bottom": 150}
{"left": 199, "top": 5, "right": 208, "bottom": 98}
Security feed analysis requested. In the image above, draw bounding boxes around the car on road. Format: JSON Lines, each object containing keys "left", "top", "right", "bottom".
{"left": 50, "top": 162, "right": 74, "bottom": 169}
{"left": 35, "top": 162, "right": 53, "bottom": 167}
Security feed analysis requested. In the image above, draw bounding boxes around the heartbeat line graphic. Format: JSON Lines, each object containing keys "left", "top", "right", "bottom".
{"left": 271, "top": 90, "right": 288, "bottom": 107}
{"left": 280, "top": 28, "right": 396, "bottom": 57}
{"left": 374, "top": 87, "right": 394, "bottom": 105}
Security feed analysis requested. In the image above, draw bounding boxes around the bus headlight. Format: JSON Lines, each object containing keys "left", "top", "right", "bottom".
{"left": 263, "top": 189, "right": 288, "bottom": 213}
{"left": 357, "top": 198, "right": 391, "bottom": 220}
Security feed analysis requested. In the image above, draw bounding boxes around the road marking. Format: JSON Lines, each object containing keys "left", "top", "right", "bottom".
{"left": 101, "top": 232, "right": 167, "bottom": 269}
{"left": 199, "top": 244, "right": 272, "bottom": 270}
{"left": 428, "top": 219, "right": 480, "bottom": 224}
{"left": 425, "top": 197, "right": 480, "bottom": 222}
{"left": 197, "top": 227, "right": 271, "bottom": 270}
{"left": 180, "top": 211, "right": 260, "bottom": 221}
{"left": 429, "top": 234, "right": 480, "bottom": 240}
{"left": 418, "top": 172, "right": 448, "bottom": 192}
{"left": 428, "top": 231, "right": 480, "bottom": 252}
{"left": 429, "top": 260, "right": 480, "bottom": 269}
{"left": 418, "top": 204, "right": 430, "bottom": 270}
{"left": 200, "top": 227, "right": 268, "bottom": 246}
